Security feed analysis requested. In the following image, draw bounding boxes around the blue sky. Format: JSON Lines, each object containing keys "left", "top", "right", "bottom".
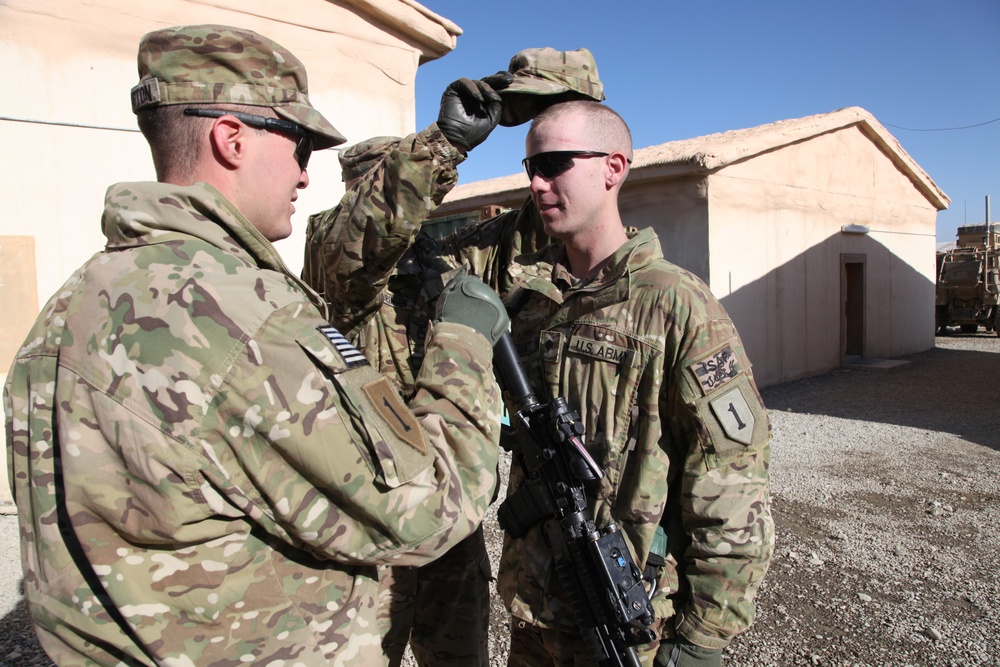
{"left": 413, "top": 1, "right": 999, "bottom": 244}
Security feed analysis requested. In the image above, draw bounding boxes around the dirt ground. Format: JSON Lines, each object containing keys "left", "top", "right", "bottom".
{"left": 480, "top": 333, "right": 1000, "bottom": 667}
{"left": 714, "top": 333, "right": 1000, "bottom": 667}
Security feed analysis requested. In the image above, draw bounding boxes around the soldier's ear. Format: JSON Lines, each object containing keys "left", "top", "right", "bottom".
{"left": 209, "top": 116, "right": 248, "bottom": 169}
{"left": 606, "top": 151, "right": 629, "bottom": 189}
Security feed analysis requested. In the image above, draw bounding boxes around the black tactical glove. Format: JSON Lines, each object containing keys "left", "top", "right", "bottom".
{"left": 481, "top": 70, "right": 514, "bottom": 94}
{"left": 654, "top": 638, "right": 723, "bottom": 667}
{"left": 434, "top": 274, "right": 509, "bottom": 347}
{"left": 437, "top": 73, "right": 511, "bottom": 152}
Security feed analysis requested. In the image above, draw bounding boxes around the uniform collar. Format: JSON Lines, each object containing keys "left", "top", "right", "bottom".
{"left": 511, "top": 226, "right": 660, "bottom": 299}
{"left": 101, "top": 181, "right": 328, "bottom": 317}
{"left": 102, "top": 181, "right": 293, "bottom": 275}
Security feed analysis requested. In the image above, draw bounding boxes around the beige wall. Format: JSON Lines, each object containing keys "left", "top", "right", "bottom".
{"left": 0, "top": 0, "right": 446, "bottom": 363}
{"left": 708, "top": 127, "right": 939, "bottom": 387}
{"left": 0, "top": 0, "right": 455, "bottom": 505}
{"left": 621, "top": 175, "right": 711, "bottom": 281}
{"left": 424, "top": 127, "right": 940, "bottom": 389}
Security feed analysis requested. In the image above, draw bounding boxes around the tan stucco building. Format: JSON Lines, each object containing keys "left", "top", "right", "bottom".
{"left": 0, "top": 4, "right": 951, "bottom": 497}
{"left": 0, "top": 0, "right": 460, "bottom": 504}
{"left": 0, "top": 0, "right": 460, "bottom": 372}
{"left": 429, "top": 107, "right": 950, "bottom": 388}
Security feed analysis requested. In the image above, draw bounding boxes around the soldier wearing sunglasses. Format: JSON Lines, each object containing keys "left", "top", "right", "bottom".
{"left": 308, "top": 78, "right": 774, "bottom": 667}
{"left": 5, "top": 23, "right": 513, "bottom": 667}
{"left": 495, "top": 100, "right": 774, "bottom": 667}
{"left": 303, "top": 47, "right": 607, "bottom": 667}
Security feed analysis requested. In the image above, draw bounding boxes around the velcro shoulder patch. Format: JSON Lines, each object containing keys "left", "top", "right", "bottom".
{"left": 688, "top": 343, "right": 742, "bottom": 395}
{"left": 709, "top": 386, "right": 756, "bottom": 446}
{"left": 317, "top": 325, "right": 369, "bottom": 368}
{"left": 362, "top": 376, "right": 426, "bottom": 454}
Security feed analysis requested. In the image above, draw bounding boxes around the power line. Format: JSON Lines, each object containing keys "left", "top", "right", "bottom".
{"left": 882, "top": 115, "right": 1000, "bottom": 132}
{"left": 0, "top": 115, "right": 141, "bottom": 133}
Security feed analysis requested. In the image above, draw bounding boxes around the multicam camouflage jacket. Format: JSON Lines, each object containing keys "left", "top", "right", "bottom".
{"left": 3, "top": 181, "right": 502, "bottom": 667}
{"left": 303, "top": 124, "right": 464, "bottom": 340}
{"left": 497, "top": 228, "right": 774, "bottom": 649}
{"left": 303, "top": 127, "right": 773, "bottom": 648}
{"left": 302, "top": 124, "right": 550, "bottom": 396}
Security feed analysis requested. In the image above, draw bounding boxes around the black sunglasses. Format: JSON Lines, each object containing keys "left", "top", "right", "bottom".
{"left": 522, "top": 150, "right": 609, "bottom": 179}
{"left": 183, "top": 108, "right": 314, "bottom": 170}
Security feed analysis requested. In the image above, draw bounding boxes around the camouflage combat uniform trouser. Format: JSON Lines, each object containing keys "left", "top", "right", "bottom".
{"left": 506, "top": 617, "right": 666, "bottom": 667}
{"left": 378, "top": 525, "right": 491, "bottom": 666}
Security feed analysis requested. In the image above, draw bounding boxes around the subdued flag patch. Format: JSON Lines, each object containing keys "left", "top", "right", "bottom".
{"left": 688, "top": 343, "right": 742, "bottom": 394}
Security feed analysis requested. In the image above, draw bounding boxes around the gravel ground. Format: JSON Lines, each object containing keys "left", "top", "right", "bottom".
{"left": 3, "top": 335, "right": 999, "bottom": 667}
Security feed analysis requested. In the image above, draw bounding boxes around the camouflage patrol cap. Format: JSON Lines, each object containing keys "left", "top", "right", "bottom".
{"left": 338, "top": 136, "right": 401, "bottom": 182}
{"left": 131, "top": 24, "right": 346, "bottom": 149}
{"left": 499, "top": 47, "right": 605, "bottom": 127}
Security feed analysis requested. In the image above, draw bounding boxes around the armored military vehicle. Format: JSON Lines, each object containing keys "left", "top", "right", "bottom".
{"left": 936, "top": 222, "right": 1000, "bottom": 335}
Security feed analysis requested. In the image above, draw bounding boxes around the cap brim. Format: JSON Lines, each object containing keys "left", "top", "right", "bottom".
{"left": 275, "top": 103, "right": 346, "bottom": 149}
{"left": 501, "top": 90, "right": 606, "bottom": 127}
{"left": 501, "top": 79, "right": 572, "bottom": 97}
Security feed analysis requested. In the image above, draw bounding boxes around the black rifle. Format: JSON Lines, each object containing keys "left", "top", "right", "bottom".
{"left": 493, "top": 333, "right": 656, "bottom": 667}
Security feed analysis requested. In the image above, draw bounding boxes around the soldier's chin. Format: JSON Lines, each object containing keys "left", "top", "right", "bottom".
{"left": 541, "top": 219, "right": 570, "bottom": 242}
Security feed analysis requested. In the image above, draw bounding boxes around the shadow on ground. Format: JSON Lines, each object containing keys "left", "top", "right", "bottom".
{"left": 0, "top": 580, "right": 54, "bottom": 666}
{"left": 761, "top": 336, "right": 1000, "bottom": 452}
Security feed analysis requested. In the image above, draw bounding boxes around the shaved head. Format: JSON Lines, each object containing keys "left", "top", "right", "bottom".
{"left": 528, "top": 101, "right": 633, "bottom": 162}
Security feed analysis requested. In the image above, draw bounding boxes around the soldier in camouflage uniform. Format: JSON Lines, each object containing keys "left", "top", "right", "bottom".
{"left": 303, "top": 48, "right": 605, "bottom": 666}
{"left": 309, "top": 136, "right": 486, "bottom": 665}
{"left": 497, "top": 101, "right": 774, "bottom": 667}
{"left": 3, "top": 24, "right": 512, "bottom": 667}
{"left": 307, "top": 87, "right": 774, "bottom": 666}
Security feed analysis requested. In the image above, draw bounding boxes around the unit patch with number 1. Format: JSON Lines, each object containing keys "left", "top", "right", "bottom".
{"left": 687, "top": 340, "right": 767, "bottom": 462}
{"left": 708, "top": 387, "right": 756, "bottom": 445}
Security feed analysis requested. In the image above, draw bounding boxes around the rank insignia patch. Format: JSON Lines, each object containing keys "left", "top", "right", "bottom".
{"left": 689, "top": 344, "right": 742, "bottom": 394}
{"left": 317, "top": 325, "right": 368, "bottom": 368}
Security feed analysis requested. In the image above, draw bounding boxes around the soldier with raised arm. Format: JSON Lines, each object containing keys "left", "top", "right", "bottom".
{"left": 306, "top": 53, "right": 774, "bottom": 664}
{"left": 4, "top": 24, "right": 510, "bottom": 667}
{"left": 302, "top": 48, "right": 605, "bottom": 666}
